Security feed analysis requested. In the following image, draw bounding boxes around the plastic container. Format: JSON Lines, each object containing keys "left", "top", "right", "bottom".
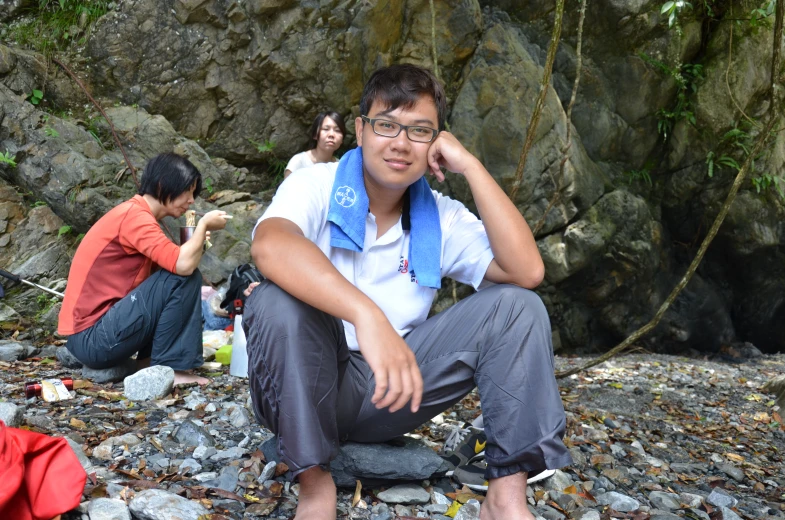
{"left": 230, "top": 313, "right": 248, "bottom": 378}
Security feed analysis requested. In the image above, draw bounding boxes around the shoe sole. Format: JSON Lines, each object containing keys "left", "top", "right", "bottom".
{"left": 458, "top": 468, "right": 556, "bottom": 491}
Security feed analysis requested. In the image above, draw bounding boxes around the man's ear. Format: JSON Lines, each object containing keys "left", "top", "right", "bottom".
{"left": 355, "top": 116, "right": 364, "bottom": 147}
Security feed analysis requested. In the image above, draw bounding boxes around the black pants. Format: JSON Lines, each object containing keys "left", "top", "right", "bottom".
{"left": 66, "top": 269, "right": 203, "bottom": 371}
{"left": 244, "top": 281, "right": 572, "bottom": 479}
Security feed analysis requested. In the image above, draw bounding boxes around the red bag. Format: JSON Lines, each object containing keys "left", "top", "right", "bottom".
{"left": 0, "top": 420, "right": 87, "bottom": 520}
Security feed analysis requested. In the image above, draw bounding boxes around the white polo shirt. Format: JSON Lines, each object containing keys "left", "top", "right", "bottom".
{"left": 253, "top": 163, "right": 495, "bottom": 350}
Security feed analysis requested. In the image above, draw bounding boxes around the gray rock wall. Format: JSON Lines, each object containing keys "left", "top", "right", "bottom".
{"left": 1, "top": 0, "right": 784, "bottom": 353}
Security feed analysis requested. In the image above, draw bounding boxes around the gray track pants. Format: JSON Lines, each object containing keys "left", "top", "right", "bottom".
{"left": 66, "top": 269, "right": 203, "bottom": 371}
{"left": 244, "top": 281, "right": 572, "bottom": 480}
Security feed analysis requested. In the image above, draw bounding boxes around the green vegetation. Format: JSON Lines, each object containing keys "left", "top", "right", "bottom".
{"left": 34, "top": 293, "right": 59, "bottom": 320}
{"left": 57, "top": 224, "right": 72, "bottom": 237}
{"left": 27, "top": 89, "right": 44, "bottom": 105}
{"left": 204, "top": 178, "right": 214, "bottom": 195}
{"left": 0, "top": 151, "right": 17, "bottom": 168}
{"left": 4, "top": 0, "right": 109, "bottom": 56}
{"left": 248, "top": 137, "right": 288, "bottom": 185}
{"left": 248, "top": 138, "right": 276, "bottom": 154}
{"left": 44, "top": 126, "right": 59, "bottom": 138}
{"left": 624, "top": 168, "right": 653, "bottom": 187}
{"left": 30, "top": 200, "right": 47, "bottom": 208}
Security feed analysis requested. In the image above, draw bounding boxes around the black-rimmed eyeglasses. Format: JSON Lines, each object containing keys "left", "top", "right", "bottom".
{"left": 361, "top": 116, "right": 439, "bottom": 143}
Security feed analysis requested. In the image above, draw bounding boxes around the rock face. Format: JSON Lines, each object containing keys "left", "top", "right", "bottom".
{"left": 1, "top": 1, "right": 784, "bottom": 354}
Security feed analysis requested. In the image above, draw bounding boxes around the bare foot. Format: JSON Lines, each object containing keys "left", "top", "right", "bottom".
{"left": 481, "top": 472, "right": 536, "bottom": 520}
{"left": 174, "top": 370, "right": 210, "bottom": 386}
{"left": 295, "top": 466, "right": 337, "bottom": 520}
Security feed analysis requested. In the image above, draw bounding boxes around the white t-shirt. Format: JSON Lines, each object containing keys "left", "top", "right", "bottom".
{"left": 285, "top": 151, "right": 315, "bottom": 173}
{"left": 253, "top": 163, "right": 495, "bottom": 350}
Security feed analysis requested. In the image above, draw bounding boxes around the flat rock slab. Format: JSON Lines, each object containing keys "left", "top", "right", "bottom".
{"left": 82, "top": 358, "right": 136, "bottom": 383}
{"left": 330, "top": 436, "right": 448, "bottom": 488}
{"left": 376, "top": 483, "right": 431, "bottom": 505}
{"left": 129, "top": 489, "right": 209, "bottom": 520}
{"left": 123, "top": 365, "right": 174, "bottom": 401}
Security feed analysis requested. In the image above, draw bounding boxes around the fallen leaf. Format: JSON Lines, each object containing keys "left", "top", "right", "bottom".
{"left": 69, "top": 418, "right": 86, "bottom": 429}
{"left": 444, "top": 500, "right": 462, "bottom": 517}
{"left": 352, "top": 480, "right": 362, "bottom": 507}
{"left": 724, "top": 453, "right": 745, "bottom": 463}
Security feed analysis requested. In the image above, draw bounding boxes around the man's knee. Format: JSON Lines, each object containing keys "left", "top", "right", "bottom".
{"left": 486, "top": 284, "right": 549, "bottom": 322}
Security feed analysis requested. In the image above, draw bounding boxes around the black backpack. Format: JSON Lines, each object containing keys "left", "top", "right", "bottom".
{"left": 220, "top": 263, "right": 264, "bottom": 310}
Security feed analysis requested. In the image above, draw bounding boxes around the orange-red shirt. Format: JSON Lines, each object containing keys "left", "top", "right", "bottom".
{"left": 58, "top": 195, "right": 181, "bottom": 335}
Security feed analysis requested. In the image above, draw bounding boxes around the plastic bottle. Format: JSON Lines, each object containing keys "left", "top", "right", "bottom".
{"left": 229, "top": 300, "right": 248, "bottom": 378}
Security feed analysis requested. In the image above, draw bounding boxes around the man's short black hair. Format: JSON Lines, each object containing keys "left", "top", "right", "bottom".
{"left": 359, "top": 64, "right": 447, "bottom": 130}
{"left": 309, "top": 111, "right": 347, "bottom": 149}
{"left": 138, "top": 152, "right": 202, "bottom": 204}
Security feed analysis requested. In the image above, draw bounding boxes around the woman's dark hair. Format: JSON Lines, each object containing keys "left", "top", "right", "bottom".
{"left": 138, "top": 152, "right": 202, "bottom": 204}
{"left": 359, "top": 64, "right": 447, "bottom": 130}
{"left": 308, "top": 111, "right": 347, "bottom": 149}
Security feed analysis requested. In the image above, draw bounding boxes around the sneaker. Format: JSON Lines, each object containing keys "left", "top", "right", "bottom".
{"left": 453, "top": 460, "right": 556, "bottom": 491}
{"left": 440, "top": 423, "right": 487, "bottom": 477}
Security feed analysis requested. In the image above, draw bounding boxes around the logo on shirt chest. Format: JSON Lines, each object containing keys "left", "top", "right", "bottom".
{"left": 398, "top": 256, "right": 417, "bottom": 283}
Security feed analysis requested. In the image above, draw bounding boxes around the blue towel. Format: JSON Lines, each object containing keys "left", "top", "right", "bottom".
{"left": 327, "top": 147, "right": 442, "bottom": 289}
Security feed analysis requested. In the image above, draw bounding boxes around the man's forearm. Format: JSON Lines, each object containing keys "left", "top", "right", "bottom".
{"left": 252, "top": 219, "right": 383, "bottom": 325}
{"left": 463, "top": 162, "right": 544, "bottom": 287}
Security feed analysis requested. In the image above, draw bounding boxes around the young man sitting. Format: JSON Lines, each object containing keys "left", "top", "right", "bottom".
{"left": 58, "top": 153, "right": 229, "bottom": 385}
{"left": 247, "top": 64, "right": 571, "bottom": 520}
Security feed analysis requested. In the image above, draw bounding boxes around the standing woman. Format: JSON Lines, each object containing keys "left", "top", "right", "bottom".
{"left": 58, "top": 153, "right": 229, "bottom": 385}
{"left": 284, "top": 111, "right": 346, "bottom": 178}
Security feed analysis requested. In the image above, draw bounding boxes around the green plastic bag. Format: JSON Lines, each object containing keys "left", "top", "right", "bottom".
{"left": 215, "top": 344, "right": 233, "bottom": 365}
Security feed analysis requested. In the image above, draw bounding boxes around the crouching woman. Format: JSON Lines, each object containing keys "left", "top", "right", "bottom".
{"left": 57, "top": 153, "right": 229, "bottom": 385}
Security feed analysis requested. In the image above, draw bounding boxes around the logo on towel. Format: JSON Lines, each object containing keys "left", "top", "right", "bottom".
{"left": 335, "top": 186, "right": 357, "bottom": 208}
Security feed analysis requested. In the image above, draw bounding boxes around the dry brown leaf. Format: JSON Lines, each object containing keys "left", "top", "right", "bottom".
{"left": 69, "top": 418, "right": 86, "bottom": 429}
{"left": 352, "top": 480, "right": 362, "bottom": 507}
